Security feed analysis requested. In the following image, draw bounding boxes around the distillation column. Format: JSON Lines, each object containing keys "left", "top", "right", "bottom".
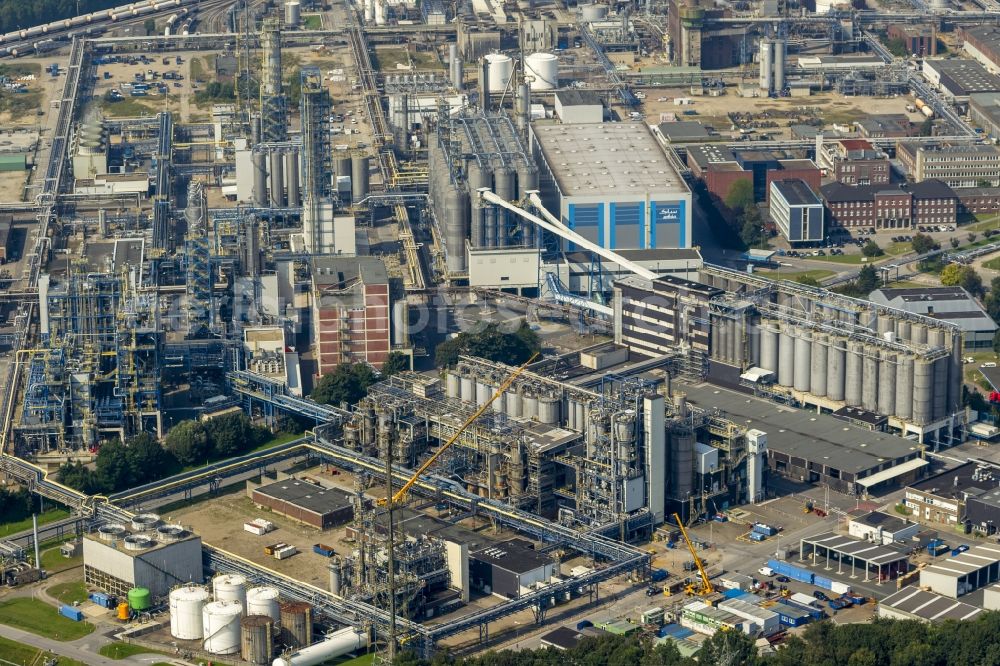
{"left": 260, "top": 18, "right": 287, "bottom": 142}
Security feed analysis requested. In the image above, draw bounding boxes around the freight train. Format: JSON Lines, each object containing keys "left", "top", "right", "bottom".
{"left": 0, "top": 0, "right": 201, "bottom": 57}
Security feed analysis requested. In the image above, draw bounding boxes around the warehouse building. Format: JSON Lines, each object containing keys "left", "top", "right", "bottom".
{"left": 847, "top": 511, "right": 920, "bottom": 545}
{"left": 919, "top": 542, "right": 1000, "bottom": 597}
{"left": 878, "top": 588, "right": 985, "bottom": 622}
{"left": 869, "top": 287, "right": 997, "bottom": 349}
{"left": 969, "top": 93, "right": 1000, "bottom": 138}
{"left": 553, "top": 90, "right": 604, "bottom": 124}
{"left": 984, "top": 583, "right": 1000, "bottom": 609}
{"left": 83, "top": 525, "right": 203, "bottom": 599}
{"left": 716, "top": 598, "right": 780, "bottom": 636}
{"left": 921, "top": 59, "right": 1000, "bottom": 103}
{"left": 531, "top": 123, "right": 692, "bottom": 250}
{"left": 769, "top": 179, "right": 824, "bottom": 243}
{"left": 962, "top": 26, "right": 1000, "bottom": 75}
{"left": 469, "top": 539, "right": 555, "bottom": 599}
{"left": 250, "top": 477, "right": 354, "bottom": 529}
{"left": 800, "top": 532, "right": 910, "bottom": 582}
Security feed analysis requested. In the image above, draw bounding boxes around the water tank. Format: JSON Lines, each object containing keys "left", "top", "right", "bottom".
{"left": 759, "top": 37, "right": 773, "bottom": 92}
{"left": 351, "top": 155, "right": 370, "bottom": 201}
{"left": 538, "top": 394, "right": 561, "bottom": 424}
{"left": 279, "top": 601, "right": 313, "bottom": 649}
{"left": 246, "top": 587, "right": 281, "bottom": 624}
{"left": 241, "top": 615, "right": 274, "bottom": 665}
{"left": 127, "top": 587, "right": 151, "bottom": 611}
{"left": 525, "top": 53, "right": 558, "bottom": 90}
{"left": 98, "top": 524, "right": 127, "bottom": 541}
{"left": 484, "top": 53, "right": 514, "bottom": 92}
{"left": 170, "top": 585, "right": 210, "bottom": 640}
{"left": 213, "top": 574, "right": 248, "bottom": 612}
{"left": 581, "top": 3, "right": 608, "bottom": 20}
{"left": 284, "top": 0, "right": 300, "bottom": 27}
{"left": 271, "top": 627, "right": 369, "bottom": 666}
{"left": 203, "top": 600, "right": 242, "bottom": 655}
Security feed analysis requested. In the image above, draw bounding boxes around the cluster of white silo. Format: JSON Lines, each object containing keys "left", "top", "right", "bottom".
{"left": 758, "top": 37, "right": 786, "bottom": 94}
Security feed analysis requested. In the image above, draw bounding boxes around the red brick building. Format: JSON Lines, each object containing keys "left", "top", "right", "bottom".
{"left": 312, "top": 256, "right": 392, "bottom": 377}
{"left": 820, "top": 179, "right": 957, "bottom": 230}
{"left": 956, "top": 186, "right": 1000, "bottom": 215}
{"left": 888, "top": 25, "right": 937, "bottom": 58}
{"left": 766, "top": 159, "right": 822, "bottom": 203}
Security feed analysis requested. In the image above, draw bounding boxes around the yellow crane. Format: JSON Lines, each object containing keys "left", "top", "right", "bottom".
{"left": 378, "top": 352, "right": 538, "bottom": 507}
{"left": 674, "top": 512, "right": 714, "bottom": 596}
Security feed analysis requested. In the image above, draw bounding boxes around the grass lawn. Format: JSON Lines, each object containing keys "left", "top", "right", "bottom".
{"left": 331, "top": 654, "right": 376, "bottom": 666}
{"left": 0, "top": 62, "right": 41, "bottom": 77}
{"left": 410, "top": 50, "right": 444, "bottom": 70}
{"left": 0, "top": 635, "right": 87, "bottom": 666}
{"left": 963, "top": 351, "right": 999, "bottom": 391}
{"left": 41, "top": 545, "right": 82, "bottom": 573}
{"left": 189, "top": 57, "right": 205, "bottom": 81}
{"left": 984, "top": 256, "right": 1000, "bottom": 271}
{"left": 373, "top": 47, "right": 411, "bottom": 71}
{"left": 49, "top": 581, "right": 89, "bottom": 605}
{"left": 99, "top": 643, "right": 169, "bottom": 659}
{"left": 884, "top": 241, "right": 912, "bottom": 256}
{"left": 0, "top": 507, "right": 70, "bottom": 538}
{"left": 302, "top": 13, "right": 322, "bottom": 29}
{"left": 99, "top": 97, "right": 156, "bottom": 118}
{"left": 810, "top": 253, "right": 866, "bottom": 265}
{"left": 968, "top": 213, "right": 1000, "bottom": 233}
{"left": 761, "top": 269, "right": 835, "bottom": 284}
{"left": 252, "top": 431, "right": 304, "bottom": 452}
{"left": 884, "top": 279, "right": 929, "bottom": 289}
{"left": 0, "top": 598, "right": 94, "bottom": 641}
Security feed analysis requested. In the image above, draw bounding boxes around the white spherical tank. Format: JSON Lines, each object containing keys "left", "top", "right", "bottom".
{"left": 170, "top": 586, "right": 210, "bottom": 640}
{"left": 212, "top": 574, "right": 248, "bottom": 611}
{"left": 525, "top": 53, "right": 558, "bottom": 90}
{"left": 485, "top": 53, "right": 514, "bottom": 92}
{"left": 246, "top": 586, "right": 281, "bottom": 624}
{"left": 202, "top": 600, "right": 243, "bottom": 655}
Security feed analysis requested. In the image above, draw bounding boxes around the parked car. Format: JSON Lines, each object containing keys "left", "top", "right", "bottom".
{"left": 776, "top": 575, "right": 790, "bottom": 583}
{"left": 813, "top": 591, "right": 830, "bottom": 601}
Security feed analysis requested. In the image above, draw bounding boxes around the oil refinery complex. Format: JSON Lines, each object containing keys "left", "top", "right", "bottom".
{"left": 0, "top": 0, "right": 1000, "bottom": 661}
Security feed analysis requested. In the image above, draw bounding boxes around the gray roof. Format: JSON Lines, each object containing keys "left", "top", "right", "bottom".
{"left": 531, "top": 123, "right": 688, "bottom": 196}
{"left": 869, "top": 287, "right": 997, "bottom": 335}
{"left": 880, "top": 587, "right": 985, "bottom": 622}
{"left": 927, "top": 59, "right": 1000, "bottom": 96}
{"left": 679, "top": 382, "right": 923, "bottom": 476}
{"left": 254, "top": 479, "right": 353, "bottom": 515}
{"left": 770, "top": 179, "right": 821, "bottom": 207}
{"left": 658, "top": 121, "right": 711, "bottom": 141}
{"left": 909, "top": 460, "right": 1000, "bottom": 499}
{"left": 853, "top": 510, "right": 912, "bottom": 534}
{"left": 471, "top": 538, "right": 552, "bottom": 574}
{"left": 802, "top": 531, "right": 909, "bottom": 564}
{"left": 555, "top": 90, "right": 602, "bottom": 107}
{"left": 312, "top": 256, "right": 389, "bottom": 286}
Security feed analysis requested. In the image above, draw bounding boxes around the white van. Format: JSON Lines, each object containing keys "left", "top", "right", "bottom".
{"left": 758, "top": 566, "right": 774, "bottom": 577}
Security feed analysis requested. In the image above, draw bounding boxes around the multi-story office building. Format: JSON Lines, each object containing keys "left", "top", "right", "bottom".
{"left": 769, "top": 179, "right": 824, "bottom": 243}
{"left": 897, "top": 143, "right": 1000, "bottom": 188}
{"left": 821, "top": 179, "right": 957, "bottom": 229}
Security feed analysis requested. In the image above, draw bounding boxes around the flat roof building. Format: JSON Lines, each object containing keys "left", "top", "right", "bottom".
{"left": 250, "top": 477, "right": 354, "bottom": 529}
{"left": 920, "top": 542, "right": 1000, "bottom": 597}
{"left": 553, "top": 90, "right": 603, "bottom": 124}
{"left": 769, "top": 179, "right": 824, "bottom": 243}
{"left": 905, "top": 460, "right": 1000, "bottom": 528}
{"left": 969, "top": 93, "right": 1000, "bottom": 139}
{"left": 469, "top": 538, "right": 555, "bottom": 599}
{"left": 962, "top": 26, "right": 1000, "bottom": 75}
{"left": 800, "top": 532, "right": 910, "bottom": 582}
{"left": 922, "top": 58, "right": 1000, "bottom": 102}
{"left": 531, "top": 123, "right": 692, "bottom": 250}
{"left": 870, "top": 287, "right": 997, "bottom": 349}
{"left": 84, "top": 528, "right": 203, "bottom": 599}
{"left": 848, "top": 511, "right": 920, "bottom": 545}
{"left": 897, "top": 143, "right": 1000, "bottom": 188}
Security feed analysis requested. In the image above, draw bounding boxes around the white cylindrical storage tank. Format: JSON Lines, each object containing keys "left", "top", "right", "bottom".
{"left": 485, "top": 53, "right": 513, "bottom": 92}
{"left": 246, "top": 587, "right": 281, "bottom": 624}
{"left": 213, "top": 574, "right": 248, "bottom": 612}
{"left": 523, "top": 392, "right": 539, "bottom": 419}
{"left": 170, "top": 586, "right": 210, "bottom": 640}
{"left": 203, "top": 600, "right": 242, "bottom": 655}
{"left": 538, "top": 394, "right": 560, "bottom": 424}
{"left": 845, "top": 341, "right": 864, "bottom": 407}
{"left": 374, "top": 0, "right": 386, "bottom": 25}
{"left": 271, "top": 627, "right": 369, "bottom": 666}
{"left": 506, "top": 390, "right": 523, "bottom": 418}
{"left": 759, "top": 37, "right": 773, "bottom": 92}
{"left": 460, "top": 374, "right": 474, "bottom": 403}
{"left": 446, "top": 372, "right": 460, "bottom": 399}
{"left": 793, "top": 328, "right": 812, "bottom": 392}
{"left": 862, "top": 352, "right": 879, "bottom": 412}
{"left": 895, "top": 354, "right": 914, "bottom": 420}
{"left": 476, "top": 380, "right": 492, "bottom": 406}
{"left": 827, "top": 336, "right": 847, "bottom": 402}
{"left": 777, "top": 324, "right": 794, "bottom": 387}
{"left": 525, "top": 53, "right": 558, "bottom": 90}
{"left": 774, "top": 39, "right": 786, "bottom": 91}
{"left": 285, "top": 0, "right": 300, "bottom": 26}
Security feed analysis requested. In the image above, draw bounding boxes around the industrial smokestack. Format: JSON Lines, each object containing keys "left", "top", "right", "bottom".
{"left": 480, "top": 60, "right": 490, "bottom": 111}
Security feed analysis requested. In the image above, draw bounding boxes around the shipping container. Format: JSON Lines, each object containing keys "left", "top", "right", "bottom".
{"left": 89, "top": 592, "right": 110, "bottom": 608}
{"left": 313, "top": 544, "right": 336, "bottom": 557}
{"left": 750, "top": 532, "right": 766, "bottom": 542}
{"left": 274, "top": 545, "right": 298, "bottom": 560}
{"left": 244, "top": 522, "right": 266, "bottom": 535}
{"left": 813, "top": 575, "right": 834, "bottom": 591}
{"left": 767, "top": 560, "right": 815, "bottom": 585}
{"left": 60, "top": 605, "right": 83, "bottom": 621}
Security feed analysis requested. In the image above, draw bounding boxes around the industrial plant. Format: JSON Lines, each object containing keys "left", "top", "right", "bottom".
{"left": 0, "top": 0, "right": 998, "bottom": 660}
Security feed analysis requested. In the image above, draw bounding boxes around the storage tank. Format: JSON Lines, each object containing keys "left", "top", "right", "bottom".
{"left": 279, "top": 601, "right": 313, "bottom": 648}
{"left": 271, "top": 627, "right": 369, "bottom": 666}
{"left": 351, "top": 155, "right": 370, "bottom": 201}
{"left": 894, "top": 354, "right": 914, "bottom": 420}
{"left": 581, "top": 3, "right": 608, "bottom": 20}
{"left": 476, "top": 379, "right": 492, "bottom": 406}
{"left": 932, "top": 357, "right": 948, "bottom": 419}
{"left": 446, "top": 372, "right": 460, "bottom": 398}
{"left": 522, "top": 391, "right": 539, "bottom": 419}
{"left": 253, "top": 150, "right": 268, "bottom": 207}
{"left": 484, "top": 53, "right": 514, "bottom": 92}
{"left": 445, "top": 188, "right": 469, "bottom": 273}
{"left": 241, "top": 615, "right": 274, "bottom": 665}
{"left": 506, "top": 390, "right": 523, "bottom": 418}
{"left": 862, "top": 352, "right": 879, "bottom": 412}
{"left": 826, "top": 336, "right": 846, "bottom": 401}
{"left": 759, "top": 320, "right": 778, "bottom": 372}
{"left": 284, "top": 0, "right": 300, "bottom": 27}
{"left": 759, "top": 37, "right": 773, "bottom": 92}
{"left": 878, "top": 352, "right": 896, "bottom": 416}
{"left": 525, "top": 53, "right": 558, "bottom": 90}
{"left": 912, "top": 358, "right": 934, "bottom": 424}
{"left": 127, "top": 587, "right": 151, "bottom": 611}
{"left": 335, "top": 156, "right": 352, "bottom": 181}
{"left": 793, "top": 328, "right": 812, "bottom": 392}
{"left": 538, "top": 394, "right": 561, "bottom": 424}
{"left": 203, "top": 600, "right": 242, "bottom": 655}
{"left": 213, "top": 574, "right": 248, "bottom": 612}
{"left": 286, "top": 149, "right": 301, "bottom": 208}
{"left": 773, "top": 39, "right": 786, "bottom": 92}
{"left": 460, "top": 374, "right": 474, "bottom": 402}
{"left": 247, "top": 587, "right": 281, "bottom": 624}
{"left": 170, "top": 586, "right": 210, "bottom": 640}
{"left": 845, "top": 341, "right": 863, "bottom": 407}
{"left": 269, "top": 150, "right": 286, "bottom": 208}
{"left": 810, "top": 333, "right": 828, "bottom": 397}
{"left": 777, "top": 324, "right": 794, "bottom": 387}
{"left": 670, "top": 429, "right": 695, "bottom": 500}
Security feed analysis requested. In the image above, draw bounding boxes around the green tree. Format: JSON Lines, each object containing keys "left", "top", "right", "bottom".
{"left": 739, "top": 206, "right": 764, "bottom": 247}
{"left": 856, "top": 264, "right": 879, "bottom": 293}
{"left": 381, "top": 351, "right": 410, "bottom": 379}
{"left": 846, "top": 647, "right": 878, "bottom": 666}
{"left": 57, "top": 461, "right": 99, "bottom": 494}
{"left": 919, "top": 117, "right": 934, "bottom": 137}
{"left": 862, "top": 240, "right": 884, "bottom": 258}
{"left": 911, "top": 232, "right": 937, "bottom": 254}
{"left": 950, "top": 237, "right": 960, "bottom": 249}
{"left": 994, "top": 329, "right": 1000, "bottom": 356}
{"left": 969, "top": 232, "right": 979, "bottom": 243}
{"left": 698, "top": 628, "right": 758, "bottom": 666}
{"left": 724, "top": 178, "right": 754, "bottom": 212}
{"left": 143, "top": 18, "right": 156, "bottom": 35}
{"left": 95, "top": 439, "right": 130, "bottom": 492}
{"left": 125, "top": 433, "right": 172, "bottom": 485}
{"left": 205, "top": 412, "right": 256, "bottom": 458}
{"left": 164, "top": 420, "right": 209, "bottom": 466}
{"left": 312, "top": 362, "right": 378, "bottom": 406}
{"left": 435, "top": 321, "right": 540, "bottom": 368}
{"left": 941, "top": 263, "right": 984, "bottom": 296}
{"left": 794, "top": 275, "right": 821, "bottom": 286}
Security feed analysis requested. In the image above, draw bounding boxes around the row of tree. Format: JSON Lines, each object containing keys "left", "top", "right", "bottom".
{"left": 434, "top": 321, "right": 541, "bottom": 368}
{"left": 0, "top": 486, "right": 40, "bottom": 525}
{"left": 58, "top": 412, "right": 272, "bottom": 494}
{"left": 311, "top": 351, "right": 409, "bottom": 407}
{"left": 396, "top": 612, "right": 1000, "bottom": 666}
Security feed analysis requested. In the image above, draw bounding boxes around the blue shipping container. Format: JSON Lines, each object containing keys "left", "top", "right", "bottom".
{"left": 768, "top": 560, "right": 815, "bottom": 585}
{"left": 89, "top": 592, "right": 109, "bottom": 608}
{"left": 59, "top": 605, "right": 83, "bottom": 621}
{"left": 779, "top": 600, "right": 823, "bottom": 619}
{"left": 813, "top": 575, "right": 833, "bottom": 590}
{"left": 750, "top": 532, "right": 766, "bottom": 542}
{"left": 722, "top": 588, "right": 745, "bottom": 599}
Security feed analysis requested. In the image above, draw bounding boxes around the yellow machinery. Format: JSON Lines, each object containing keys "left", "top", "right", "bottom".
{"left": 674, "top": 512, "right": 714, "bottom": 596}
{"left": 379, "top": 353, "right": 538, "bottom": 507}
